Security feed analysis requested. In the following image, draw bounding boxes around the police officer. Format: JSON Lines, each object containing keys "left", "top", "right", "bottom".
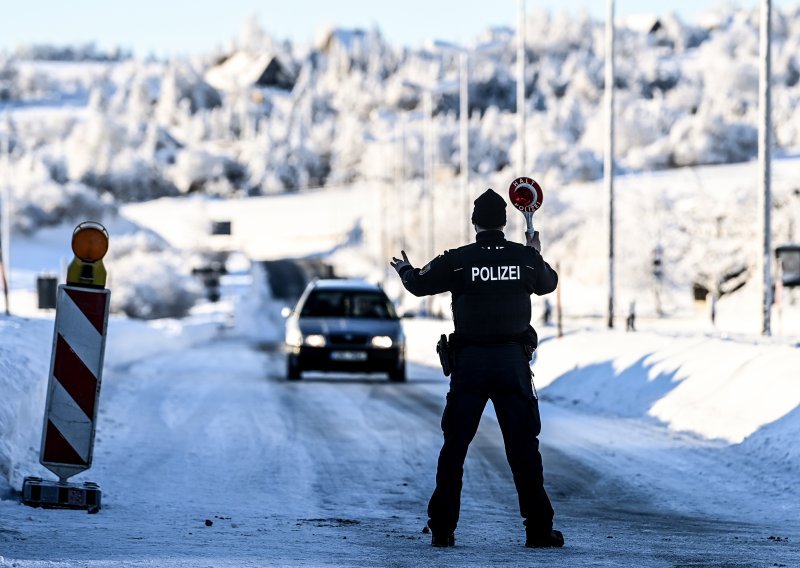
{"left": 390, "top": 188, "right": 563, "bottom": 549}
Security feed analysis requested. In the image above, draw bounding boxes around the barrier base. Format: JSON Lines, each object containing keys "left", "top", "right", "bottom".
{"left": 21, "top": 477, "right": 101, "bottom": 513}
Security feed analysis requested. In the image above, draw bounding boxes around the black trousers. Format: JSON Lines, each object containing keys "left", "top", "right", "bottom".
{"left": 427, "top": 344, "right": 554, "bottom": 535}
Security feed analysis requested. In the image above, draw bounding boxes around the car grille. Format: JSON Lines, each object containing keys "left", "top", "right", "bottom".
{"left": 328, "top": 333, "right": 370, "bottom": 346}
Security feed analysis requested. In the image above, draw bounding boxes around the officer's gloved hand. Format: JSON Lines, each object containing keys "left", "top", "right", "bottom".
{"left": 390, "top": 250, "right": 412, "bottom": 275}
{"left": 526, "top": 231, "right": 542, "bottom": 252}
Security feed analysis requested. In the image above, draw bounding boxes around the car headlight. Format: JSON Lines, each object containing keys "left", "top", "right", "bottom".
{"left": 304, "top": 334, "right": 327, "bottom": 347}
{"left": 371, "top": 335, "right": 393, "bottom": 349}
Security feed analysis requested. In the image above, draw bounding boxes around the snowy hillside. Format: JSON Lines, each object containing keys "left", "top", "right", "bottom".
{"left": 2, "top": 6, "right": 800, "bottom": 229}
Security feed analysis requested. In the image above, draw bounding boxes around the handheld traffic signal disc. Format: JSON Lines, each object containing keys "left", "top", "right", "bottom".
{"left": 508, "top": 177, "right": 543, "bottom": 213}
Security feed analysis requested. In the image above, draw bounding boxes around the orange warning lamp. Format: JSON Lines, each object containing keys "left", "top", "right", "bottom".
{"left": 67, "top": 222, "right": 109, "bottom": 288}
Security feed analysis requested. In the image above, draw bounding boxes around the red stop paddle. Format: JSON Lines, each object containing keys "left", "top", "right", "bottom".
{"left": 508, "top": 177, "right": 544, "bottom": 238}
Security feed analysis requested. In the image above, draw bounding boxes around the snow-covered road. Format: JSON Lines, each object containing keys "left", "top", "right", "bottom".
{"left": 2, "top": 326, "right": 797, "bottom": 567}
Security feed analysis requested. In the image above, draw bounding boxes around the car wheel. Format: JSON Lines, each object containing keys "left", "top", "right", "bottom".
{"left": 287, "top": 357, "right": 301, "bottom": 381}
{"left": 388, "top": 361, "right": 406, "bottom": 382}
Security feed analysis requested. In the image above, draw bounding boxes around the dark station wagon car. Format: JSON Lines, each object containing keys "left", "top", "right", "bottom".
{"left": 284, "top": 279, "right": 406, "bottom": 381}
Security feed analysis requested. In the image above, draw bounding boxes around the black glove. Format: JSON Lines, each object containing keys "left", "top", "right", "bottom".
{"left": 526, "top": 230, "right": 541, "bottom": 252}
{"left": 390, "top": 250, "right": 412, "bottom": 275}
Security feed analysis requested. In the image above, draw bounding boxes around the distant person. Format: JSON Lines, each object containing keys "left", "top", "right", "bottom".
{"left": 390, "top": 188, "right": 563, "bottom": 549}
{"left": 543, "top": 298, "right": 552, "bottom": 325}
{"left": 710, "top": 295, "right": 717, "bottom": 326}
{"left": 626, "top": 301, "right": 636, "bottom": 332}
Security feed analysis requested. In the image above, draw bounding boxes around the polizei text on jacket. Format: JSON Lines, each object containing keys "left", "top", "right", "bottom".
{"left": 471, "top": 266, "right": 522, "bottom": 282}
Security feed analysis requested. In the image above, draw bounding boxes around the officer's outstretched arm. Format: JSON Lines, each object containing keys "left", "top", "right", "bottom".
{"left": 537, "top": 258, "right": 558, "bottom": 295}
{"left": 396, "top": 253, "right": 453, "bottom": 297}
{"left": 524, "top": 248, "right": 558, "bottom": 295}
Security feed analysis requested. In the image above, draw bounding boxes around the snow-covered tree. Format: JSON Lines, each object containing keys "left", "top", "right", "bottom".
{"left": 4, "top": 5, "right": 800, "bottom": 213}
{"left": 105, "top": 232, "right": 202, "bottom": 319}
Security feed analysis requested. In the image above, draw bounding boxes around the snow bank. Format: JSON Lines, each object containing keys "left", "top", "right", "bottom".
{"left": 233, "top": 261, "right": 286, "bottom": 344}
{"left": 0, "top": 316, "right": 51, "bottom": 491}
{"left": 534, "top": 329, "right": 800, "bottom": 466}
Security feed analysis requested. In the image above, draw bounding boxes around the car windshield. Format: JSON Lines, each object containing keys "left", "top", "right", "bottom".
{"left": 300, "top": 290, "right": 398, "bottom": 320}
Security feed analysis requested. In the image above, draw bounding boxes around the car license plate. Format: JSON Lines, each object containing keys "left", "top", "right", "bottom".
{"left": 330, "top": 351, "right": 367, "bottom": 361}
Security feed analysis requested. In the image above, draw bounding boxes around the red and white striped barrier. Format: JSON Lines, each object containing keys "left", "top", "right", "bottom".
{"left": 39, "top": 285, "right": 110, "bottom": 481}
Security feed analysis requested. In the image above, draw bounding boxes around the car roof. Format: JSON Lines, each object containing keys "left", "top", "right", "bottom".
{"left": 310, "top": 278, "right": 383, "bottom": 291}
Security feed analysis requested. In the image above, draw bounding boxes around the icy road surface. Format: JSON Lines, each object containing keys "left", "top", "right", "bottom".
{"left": 2, "top": 332, "right": 798, "bottom": 567}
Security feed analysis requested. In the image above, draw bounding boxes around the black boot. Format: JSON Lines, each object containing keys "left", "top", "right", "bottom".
{"left": 431, "top": 532, "right": 455, "bottom": 547}
{"left": 525, "top": 529, "right": 564, "bottom": 548}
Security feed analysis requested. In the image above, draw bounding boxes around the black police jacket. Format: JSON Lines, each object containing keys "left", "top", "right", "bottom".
{"left": 398, "top": 230, "right": 558, "bottom": 341}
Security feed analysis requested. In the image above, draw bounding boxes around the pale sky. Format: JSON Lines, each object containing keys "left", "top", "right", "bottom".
{"left": 0, "top": 0, "right": 794, "bottom": 58}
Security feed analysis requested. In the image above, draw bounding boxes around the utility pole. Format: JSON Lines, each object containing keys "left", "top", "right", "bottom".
{"left": 424, "top": 91, "right": 435, "bottom": 262}
{"left": 759, "top": 0, "right": 773, "bottom": 336}
{"left": 604, "top": 0, "right": 616, "bottom": 329}
{"left": 0, "top": 209, "right": 8, "bottom": 315}
{"left": 556, "top": 262, "right": 563, "bottom": 338}
{"left": 380, "top": 162, "right": 388, "bottom": 288}
{"left": 516, "top": 0, "right": 527, "bottom": 240}
{"left": 0, "top": 116, "right": 10, "bottom": 316}
{"left": 399, "top": 119, "right": 407, "bottom": 251}
{"left": 423, "top": 92, "right": 437, "bottom": 315}
{"left": 460, "top": 52, "right": 470, "bottom": 244}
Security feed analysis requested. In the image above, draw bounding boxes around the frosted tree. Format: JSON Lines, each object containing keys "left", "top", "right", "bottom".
{"left": 106, "top": 232, "right": 201, "bottom": 319}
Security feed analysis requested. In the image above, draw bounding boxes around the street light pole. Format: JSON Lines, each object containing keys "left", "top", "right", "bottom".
{"left": 516, "top": 0, "right": 527, "bottom": 240}
{"left": 424, "top": 91, "right": 435, "bottom": 262}
{"left": 0, "top": 201, "right": 8, "bottom": 315}
{"left": 460, "top": 52, "right": 470, "bottom": 244}
{"left": 604, "top": 0, "right": 616, "bottom": 329}
{"left": 380, "top": 152, "right": 388, "bottom": 288}
{"left": 0, "top": 116, "right": 10, "bottom": 315}
{"left": 759, "top": 0, "right": 773, "bottom": 336}
{"left": 399, "top": 119, "right": 407, "bottom": 251}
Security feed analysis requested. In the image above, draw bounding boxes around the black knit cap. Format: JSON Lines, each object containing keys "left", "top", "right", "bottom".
{"left": 471, "top": 188, "right": 507, "bottom": 228}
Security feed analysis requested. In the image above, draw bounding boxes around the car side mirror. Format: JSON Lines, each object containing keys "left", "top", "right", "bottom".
{"left": 280, "top": 306, "right": 292, "bottom": 318}
{"left": 400, "top": 311, "right": 416, "bottom": 319}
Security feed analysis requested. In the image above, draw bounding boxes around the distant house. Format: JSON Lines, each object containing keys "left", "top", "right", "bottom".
{"left": 315, "top": 27, "right": 368, "bottom": 55}
{"left": 312, "top": 26, "right": 395, "bottom": 80}
{"left": 622, "top": 15, "right": 663, "bottom": 35}
{"left": 205, "top": 51, "right": 296, "bottom": 92}
{"left": 622, "top": 14, "right": 710, "bottom": 51}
